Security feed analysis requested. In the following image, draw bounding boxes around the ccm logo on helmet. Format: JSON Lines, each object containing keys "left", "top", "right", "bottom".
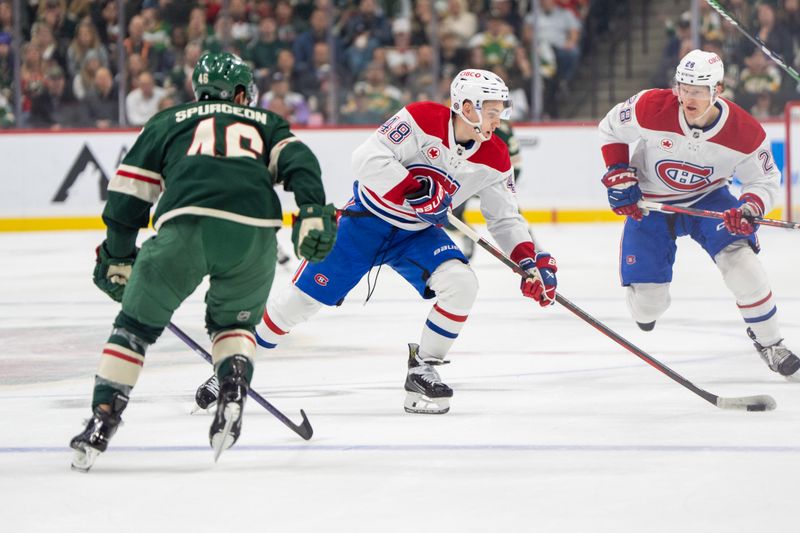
{"left": 655, "top": 160, "right": 714, "bottom": 192}
{"left": 462, "top": 71, "right": 483, "bottom": 78}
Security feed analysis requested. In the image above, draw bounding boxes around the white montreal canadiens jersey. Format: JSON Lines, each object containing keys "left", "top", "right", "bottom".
{"left": 599, "top": 89, "right": 780, "bottom": 212}
{"left": 352, "top": 101, "right": 530, "bottom": 254}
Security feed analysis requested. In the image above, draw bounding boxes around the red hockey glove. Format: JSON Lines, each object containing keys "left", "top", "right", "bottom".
{"left": 602, "top": 165, "right": 644, "bottom": 221}
{"left": 519, "top": 252, "right": 558, "bottom": 307}
{"left": 405, "top": 176, "right": 452, "bottom": 227}
{"left": 723, "top": 199, "right": 762, "bottom": 236}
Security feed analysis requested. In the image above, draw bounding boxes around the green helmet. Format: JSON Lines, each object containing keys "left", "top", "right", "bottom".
{"left": 192, "top": 52, "right": 258, "bottom": 106}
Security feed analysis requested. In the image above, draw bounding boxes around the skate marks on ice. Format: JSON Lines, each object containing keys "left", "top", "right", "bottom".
{"left": 1, "top": 226, "right": 800, "bottom": 531}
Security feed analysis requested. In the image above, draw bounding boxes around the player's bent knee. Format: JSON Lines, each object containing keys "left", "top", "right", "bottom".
{"left": 255, "top": 285, "right": 323, "bottom": 348}
{"left": 112, "top": 312, "right": 163, "bottom": 345}
{"left": 428, "top": 260, "right": 479, "bottom": 309}
{"left": 626, "top": 283, "right": 670, "bottom": 323}
{"left": 715, "top": 241, "right": 770, "bottom": 302}
{"left": 271, "top": 285, "right": 323, "bottom": 328}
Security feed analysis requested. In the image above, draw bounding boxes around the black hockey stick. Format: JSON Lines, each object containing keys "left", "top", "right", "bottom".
{"left": 640, "top": 200, "right": 800, "bottom": 230}
{"left": 705, "top": 0, "right": 800, "bottom": 82}
{"left": 167, "top": 322, "right": 314, "bottom": 440}
{"left": 447, "top": 212, "right": 776, "bottom": 411}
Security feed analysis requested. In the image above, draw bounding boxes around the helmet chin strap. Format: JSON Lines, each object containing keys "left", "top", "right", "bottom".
{"left": 679, "top": 86, "right": 718, "bottom": 126}
{"left": 456, "top": 104, "right": 490, "bottom": 142}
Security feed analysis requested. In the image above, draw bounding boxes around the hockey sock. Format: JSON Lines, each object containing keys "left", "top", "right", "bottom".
{"left": 211, "top": 328, "right": 256, "bottom": 382}
{"left": 419, "top": 260, "right": 478, "bottom": 360}
{"left": 716, "top": 242, "right": 781, "bottom": 345}
{"left": 93, "top": 326, "right": 151, "bottom": 408}
{"left": 255, "top": 285, "right": 323, "bottom": 348}
{"left": 625, "top": 283, "right": 671, "bottom": 325}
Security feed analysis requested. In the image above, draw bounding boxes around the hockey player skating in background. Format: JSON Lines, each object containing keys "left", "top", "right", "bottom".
{"left": 195, "top": 69, "right": 558, "bottom": 415}
{"left": 70, "top": 52, "right": 337, "bottom": 471}
{"left": 450, "top": 119, "right": 528, "bottom": 258}
{"left": 598, "top": 48, "right": 799, "bottom": 377}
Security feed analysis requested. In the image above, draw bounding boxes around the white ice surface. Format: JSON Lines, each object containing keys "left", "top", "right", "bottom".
{"left": 1, "top": 223, "right": 799, "bottom": 533}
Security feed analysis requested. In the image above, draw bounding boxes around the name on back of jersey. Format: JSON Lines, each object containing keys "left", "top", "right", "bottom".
{"left": 175, "top": 104, "right": 268, "bottom": 124}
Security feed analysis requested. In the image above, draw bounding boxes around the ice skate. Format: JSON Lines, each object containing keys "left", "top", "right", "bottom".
{"left": 747, "top": 328, "right": 800, "bottom": 377}
{"left": 70, "top": 392, "right": 129, "bottom": 473}
{"left": 209, "top": 355, "right": 250, "bottom": 461}
{"left": 404, "top": 343, "right": 453, "bottom": 414}
{"left": 193, "top": 374, "right": 220, "bottom": 413}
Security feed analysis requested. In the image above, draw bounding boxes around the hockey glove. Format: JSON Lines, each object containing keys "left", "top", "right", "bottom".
{"left": 602, "top": 165, "right": 644, "bottom": 221}
{"left": 93, "top": 241, "right": 137, "bottom": 302}
{"left": 405, "top": 176, "right": 452, "bottom": 227}
{"left": 723, "top": 197, "right": 762, "bottom": 236}
{"left": 519, "top": 252, "right": 558, "bottom": 307}
{"left": 292, "top": 203, "right": 337, "bottom": 262}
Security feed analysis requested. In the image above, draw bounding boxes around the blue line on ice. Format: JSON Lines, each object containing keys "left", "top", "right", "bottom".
{"left": 3, "top": 444, "right": 800, "bottom": 454}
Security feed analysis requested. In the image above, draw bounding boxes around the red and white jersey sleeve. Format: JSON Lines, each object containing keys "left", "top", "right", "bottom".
{"left": 479, "top": 178, "right": 532, "bottom": 257}
{"left": 351, "top": 101, "right": 534, "bottom": 257}
{"left": 598, "top": 88, "right": 780, "bottom": 211}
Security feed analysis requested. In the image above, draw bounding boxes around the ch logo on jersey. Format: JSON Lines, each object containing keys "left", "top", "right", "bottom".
{"left": 655, "top": 159, "right": 714, "bottom": 192}
{"left": 426, "top": 147, "right": 440, "bottom": 160}
{"left": 314, "top": 274, "right": 329, "bottom": 286}
{"left": 659, "top": 138, "right": 675, "bottom": 152}
{"left": 407, "top": 164, "right": 461, "bottom": 196}
{"left": 626, "top": 255, "right": 636, "bottom": 265}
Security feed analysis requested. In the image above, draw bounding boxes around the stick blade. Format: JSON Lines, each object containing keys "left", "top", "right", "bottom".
{"left": 716, "top": 394, "right": 776, "bottom": 411}
{"left": 295, "top": 409, "right": 314, "bottom": 440}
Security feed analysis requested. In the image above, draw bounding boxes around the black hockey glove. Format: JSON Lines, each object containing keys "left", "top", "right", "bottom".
{"left": 93, "top": 241, "right": 138, "bottom": 302}
{"left": 291, "top": 204, "right": 337, "bottom": 262}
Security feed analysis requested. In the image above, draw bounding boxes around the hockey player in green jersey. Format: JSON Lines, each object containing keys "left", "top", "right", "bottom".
{"left": 70, "top": 52, "right": 337, "bottom": 471}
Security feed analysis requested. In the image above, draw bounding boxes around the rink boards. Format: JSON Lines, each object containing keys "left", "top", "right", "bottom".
{"left": 0, "top": 120, "right": 787, "bottom": 231}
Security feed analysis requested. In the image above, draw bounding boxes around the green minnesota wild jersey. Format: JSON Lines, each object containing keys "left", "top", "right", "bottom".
{"left": 493, "top": 120, "right": 521, "bottom": 180}
{"left": 102, "top": 100, "right": 325, "bottom": 254}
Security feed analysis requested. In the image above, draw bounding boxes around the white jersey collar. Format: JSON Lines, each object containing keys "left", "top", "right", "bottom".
{"left": 448, "top": 116, "right": 481, "bottom": 159}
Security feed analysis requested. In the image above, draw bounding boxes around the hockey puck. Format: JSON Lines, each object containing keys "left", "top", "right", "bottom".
{"left": 747, "top": 404, "right": 767, "bottom": 412}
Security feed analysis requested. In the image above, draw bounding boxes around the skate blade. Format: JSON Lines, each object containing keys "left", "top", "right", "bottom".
{"left": 211, "top": 403, "right": 241, "bottom": 463}
{"left": 404, "top": 392, "right": 450, "bottom": 414}
{"left": 70, "top": 446, "right": 100, "bottom": 473}
{"left": 190, "top": 401, "right": 215, "bottom": 415}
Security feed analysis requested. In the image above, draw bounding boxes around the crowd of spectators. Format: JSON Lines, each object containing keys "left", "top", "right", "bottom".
{"left": 652, "top": 0, "right": 800, "bottom": 119}
{"left": 0, "top": 0, "right": 604, "bottom": 128}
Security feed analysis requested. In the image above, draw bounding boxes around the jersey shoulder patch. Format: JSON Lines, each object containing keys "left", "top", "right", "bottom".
{"left": 634, "top": 89, "right": 682, "bottom": 134}
{"left": 406, "top": 102, "right": 450, "bottom": 140}
{"left": 707, "top": 100, "right": 767, "bottom": 154}
{"left": 469, "top": 134, "right": 512, "bottom": 173}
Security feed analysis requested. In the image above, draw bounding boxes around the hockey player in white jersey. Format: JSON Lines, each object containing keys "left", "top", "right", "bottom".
{"left": 598, "top": 49, "right": 799, "bottom": 377}
{"left": 195, "top": 69, "right": 558, "bottom": 414}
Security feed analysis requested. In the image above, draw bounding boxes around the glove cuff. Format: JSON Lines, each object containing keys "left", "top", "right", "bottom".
{"left": 738, "top": 193, "right": 765, "bottom": 217}
{"left": 104, "top": 229, "right": 138, "bottom": 258}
